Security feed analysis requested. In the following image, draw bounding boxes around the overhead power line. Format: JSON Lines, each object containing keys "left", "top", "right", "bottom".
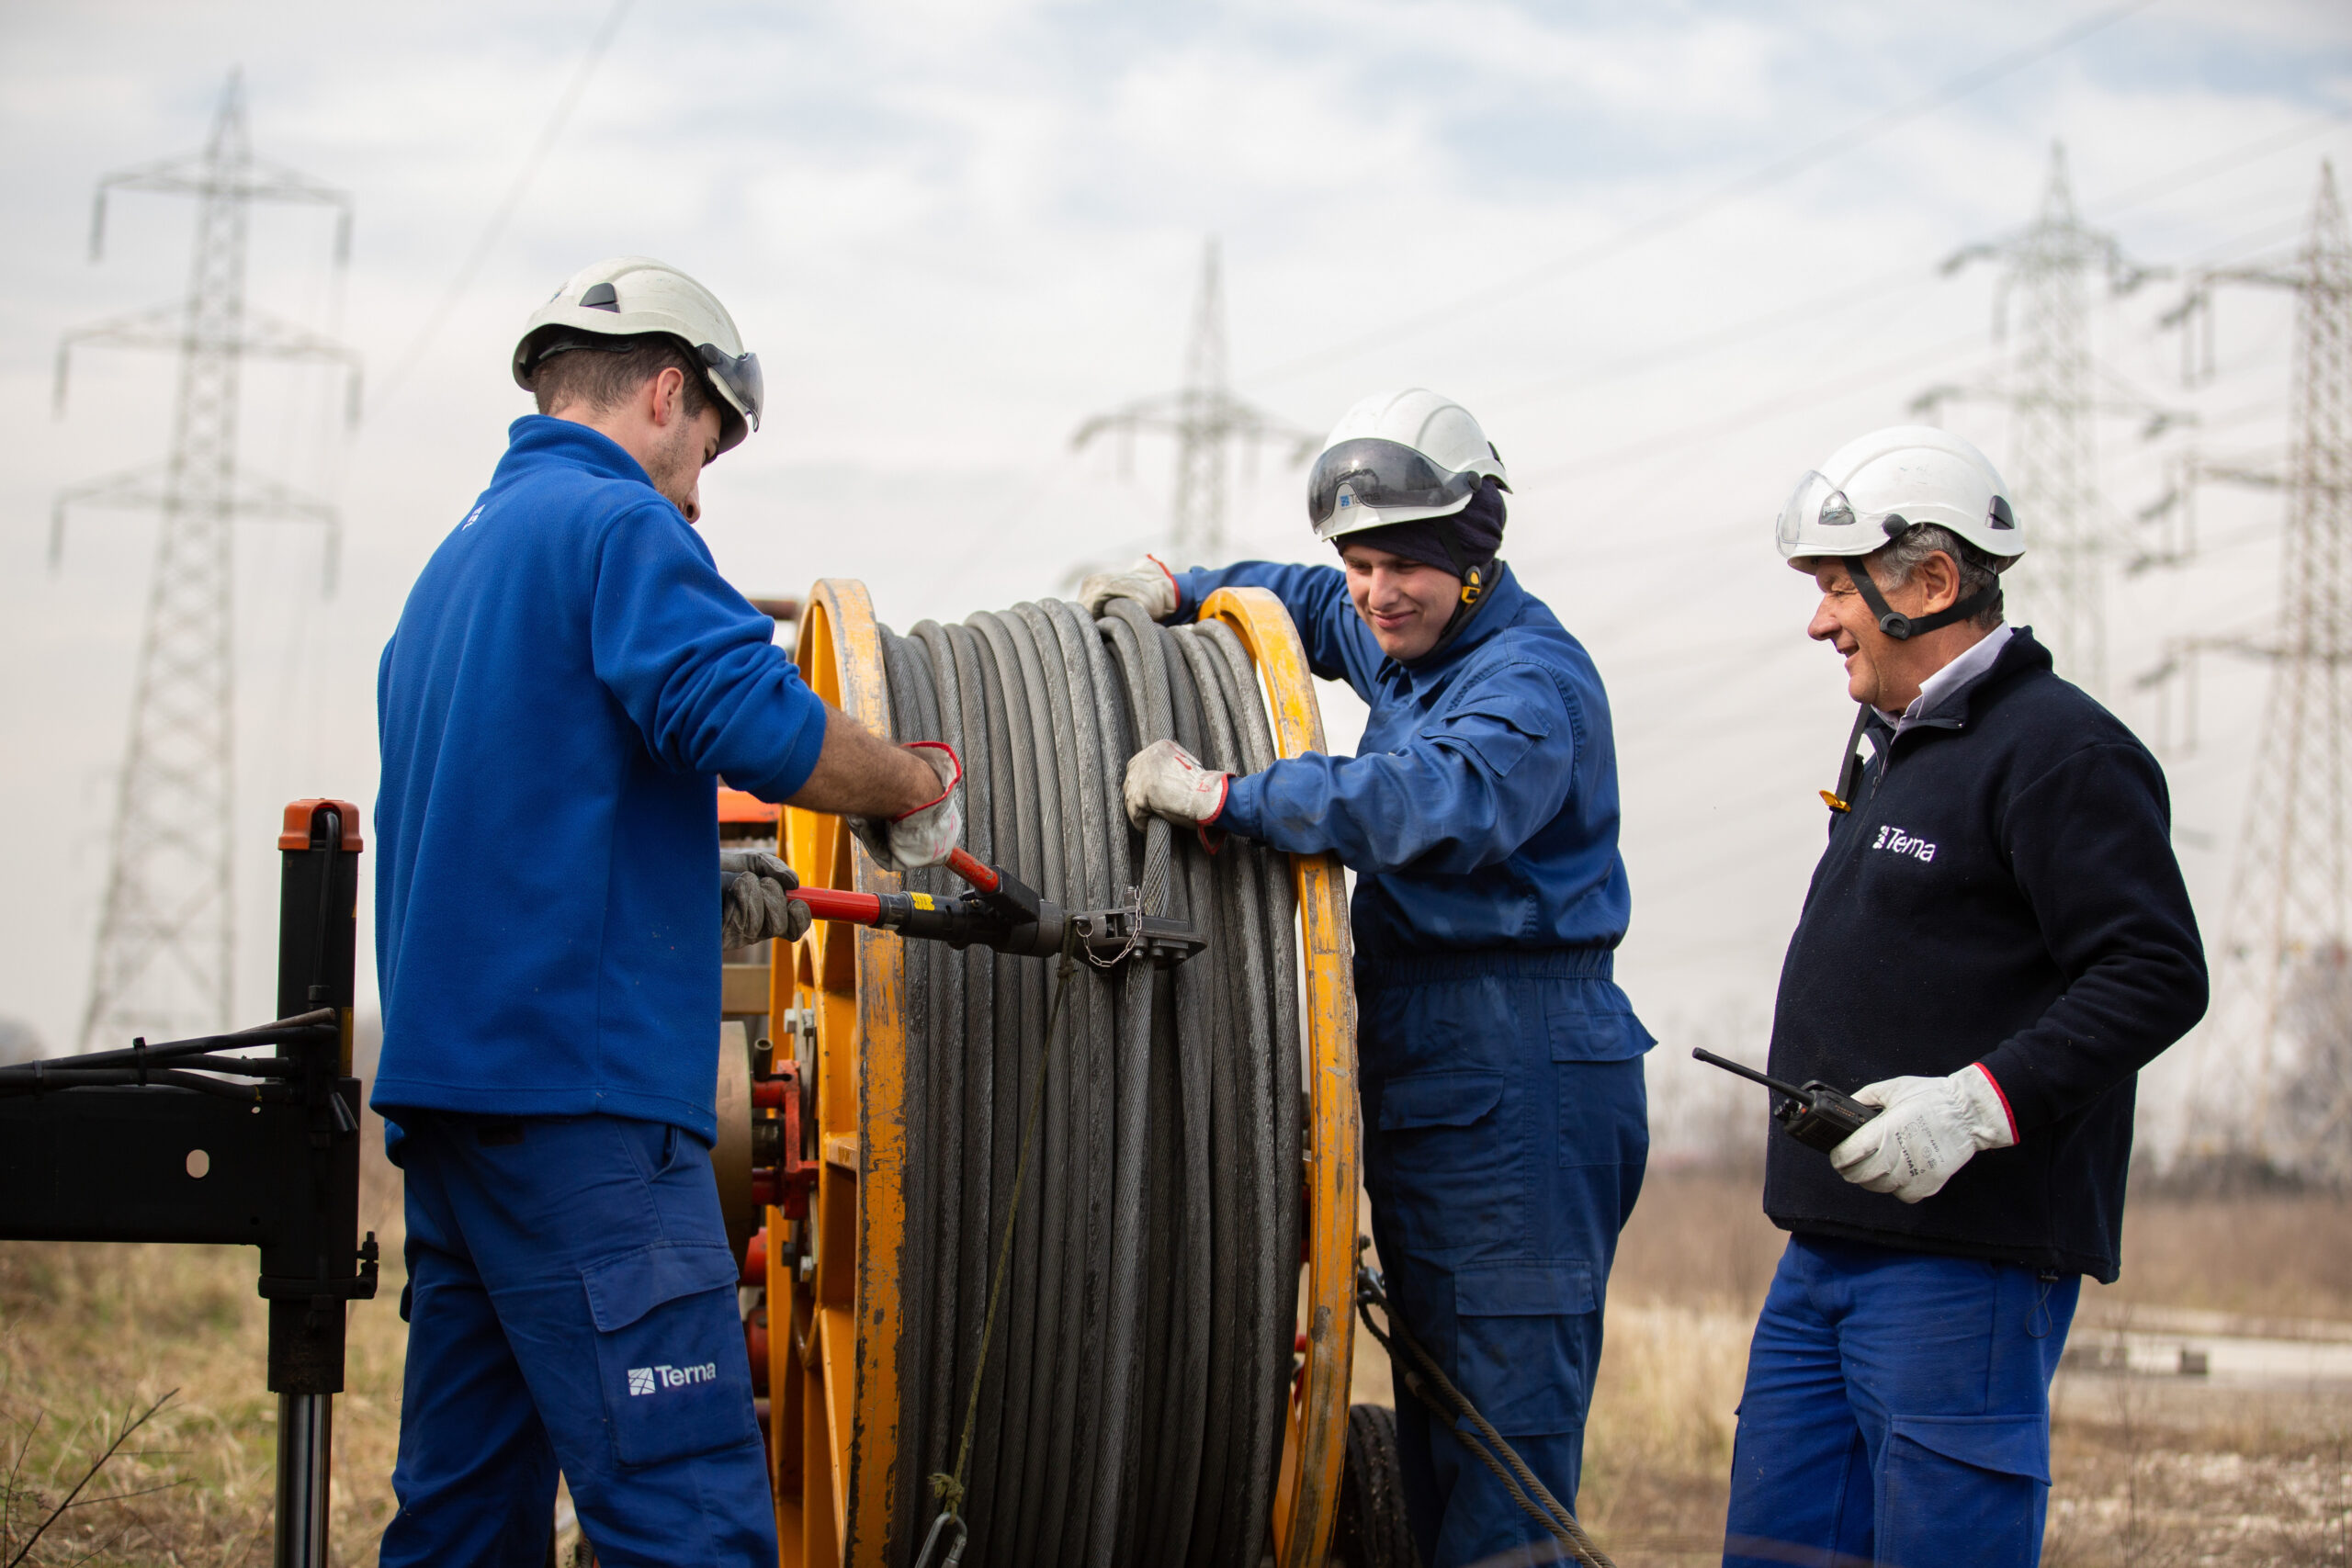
{"left": 374, "top": 0, "right": 636, "bottom": 410}
{"left": 1240, "top": 0, "right": 2159, "bottom": 389}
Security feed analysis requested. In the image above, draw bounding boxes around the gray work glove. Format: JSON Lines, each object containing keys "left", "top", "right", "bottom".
{"left": 1077, "top": 555, "right": 1180, "bottom": 619}
{"left": 1829, "top": 1065, "right": 2017, "bottom": 1204}
{"left": 720, "top": 851, "right": 811, "bottom": 950}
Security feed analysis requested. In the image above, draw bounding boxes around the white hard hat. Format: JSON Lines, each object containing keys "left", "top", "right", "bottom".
{"left": 1775, "top": 424, "right": 2021, "bottom": 566}
{"left": 513, "top": 255, "right": 763, "bottom": 454}
{"left": 1306, "top": 388, "right": 1510, "bottom": 541}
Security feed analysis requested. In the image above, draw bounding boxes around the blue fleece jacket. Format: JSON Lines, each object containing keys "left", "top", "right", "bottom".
{"left": 373, "top": 417, "right": 828, "bottom": 1143}
{"left": 1173, "top": 561, "right": 1639, "bottom": 1021}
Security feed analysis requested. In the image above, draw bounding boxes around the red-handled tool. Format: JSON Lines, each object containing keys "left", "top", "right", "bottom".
{"left": 944, "top": 846, "right": 1000, "bottom": 894}
{"left": 784, "top": 857, "right": 1065, "bottom": 956}
{"left": 783, "top": 852, "right": 1204, "bottom": 966}
{"left": 786, "top": 886, "right": 885, "bottom": 925}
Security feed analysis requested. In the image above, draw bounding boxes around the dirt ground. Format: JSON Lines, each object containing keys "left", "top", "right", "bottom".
{"left": 1573, "top": 1167, "right": 2352, "bottom": 1567}
{"left": 1, "top": 1148, "right": 2347, "bottom": 1564}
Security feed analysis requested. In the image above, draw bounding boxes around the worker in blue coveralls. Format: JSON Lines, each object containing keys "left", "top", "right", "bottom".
{"left": 1084, "top": 387, "right": 1653, "bottom": 1567}
{"left": 373, "top": 256, "right": 968, "bottom": 1568}
{"left": 1726, "top": 426, "right": 2208, "bottom": 1567}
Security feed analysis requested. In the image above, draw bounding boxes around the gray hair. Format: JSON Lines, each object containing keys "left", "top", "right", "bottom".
{"left": 1866, "top": 523, "right": 2015, "bottom": 630}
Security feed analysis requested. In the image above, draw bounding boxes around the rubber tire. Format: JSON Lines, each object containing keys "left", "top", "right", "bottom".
{"left": 1330, "top": 1403, "right": 1419, "bottom": 1568}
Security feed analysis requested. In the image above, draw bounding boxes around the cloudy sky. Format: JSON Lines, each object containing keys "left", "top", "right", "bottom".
{"left": 2, "top": 0, "right": 2347, "bottom": 1149}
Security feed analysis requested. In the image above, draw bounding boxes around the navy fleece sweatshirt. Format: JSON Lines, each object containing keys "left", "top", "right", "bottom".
{"left": 373, "top": 417, "right": 827, "bottom": 1143}
{"left": 1764, "top": 628, "right": 2207, "bottom": 1281}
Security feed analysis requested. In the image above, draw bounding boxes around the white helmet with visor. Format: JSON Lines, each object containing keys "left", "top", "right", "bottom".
{"left": 1775, "top": 424, "right": 2020, "bottom": 564}
{"left": 513, "top": 255, "right": 763, "bottom": 455}
{"left": 1307, "top": 388, "right": 1510, "bottom": 541}
{"left": 1775, "top": 424, "right": 2022, "bottom": 643}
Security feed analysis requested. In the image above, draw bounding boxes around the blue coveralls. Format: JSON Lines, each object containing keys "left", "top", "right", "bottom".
{"left": 375, "top": 418, "right": 829, "bottom": 1566}
{"left": 1176, "top": 560, "right": 1653, "bottom": 1568}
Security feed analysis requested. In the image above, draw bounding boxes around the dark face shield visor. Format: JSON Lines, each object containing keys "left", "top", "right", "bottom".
{"left": 1307, "top": 438, "right": 1479, "bottom": 537}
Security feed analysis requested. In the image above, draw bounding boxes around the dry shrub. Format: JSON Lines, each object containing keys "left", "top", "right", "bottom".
{"left": 2111, "top": 1190, "right": 2352, "bottom": 1320}
{"left": 1610, "top": 1168, "right": 1786, "bottom": 1315}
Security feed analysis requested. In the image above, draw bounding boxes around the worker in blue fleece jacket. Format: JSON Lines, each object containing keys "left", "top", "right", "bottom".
{"left": 1087, "top": 389, "right": 1651, "bottom": 1567}
{"left": 1725, "top": 426, "right": 2208, "bottom": 1568}
{"left": 374, "top": 258, "right": 964, "bottom": 1568}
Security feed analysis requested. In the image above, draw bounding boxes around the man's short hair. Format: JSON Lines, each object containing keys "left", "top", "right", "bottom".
{"left": 528, "top": 331, "right": 715, "bottom": 425}
{"left": 1871, "top": 523, "right": 2017, "bottom": 630}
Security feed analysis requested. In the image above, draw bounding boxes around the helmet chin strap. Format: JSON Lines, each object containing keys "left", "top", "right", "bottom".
{"left": 1843, "top": 555, "right": 2000, "bottom": 640}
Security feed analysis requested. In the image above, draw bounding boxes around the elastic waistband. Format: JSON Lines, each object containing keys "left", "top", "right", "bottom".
{"left": 1354, "top": 946, "right": 1615, "bottom": 990}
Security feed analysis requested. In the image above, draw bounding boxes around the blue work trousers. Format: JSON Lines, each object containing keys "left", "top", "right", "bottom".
{"left": 380, "top": 1112, "right": 775, "bottom": 1568}
{"left": 1359, "top": 953, "right": 1651, "bottom": 1568}
{"left": 1724, "top": 1235, "right": 2080, "bottom": 1568}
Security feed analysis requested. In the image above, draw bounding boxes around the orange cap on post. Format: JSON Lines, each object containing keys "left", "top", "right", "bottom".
{"left": 279, "top": 798, "right": 366, "bottom": 852}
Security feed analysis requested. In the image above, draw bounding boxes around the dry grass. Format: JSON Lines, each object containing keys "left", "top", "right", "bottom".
{"left": 0, "top": 1129, "right": 407, "bottom": 1567}
{"left": 3, "top": 1146, "right": 2346, "bottom": 1564}
{"left": 1557, "top": 1168, "right": 2352, "bottom": 1566}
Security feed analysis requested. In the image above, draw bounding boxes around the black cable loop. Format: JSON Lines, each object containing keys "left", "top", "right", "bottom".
{"left": 876, "top": 599, "right": 1298, "bottom": 1568}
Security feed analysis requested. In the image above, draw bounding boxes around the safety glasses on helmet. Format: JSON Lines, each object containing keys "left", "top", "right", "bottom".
{"left": 696, "top": 343, "right": 763, "bottom": 431}
{"left": 1776, "top": 468, "right": 2017, "bottom": 558}
{"left": 1307, "top": 438, "right": 1480, "bottom": 537}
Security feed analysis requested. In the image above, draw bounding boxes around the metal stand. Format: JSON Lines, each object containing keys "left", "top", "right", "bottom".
{"left": 0, "top": 798, "right": 373, "bottom": 1568}
{"left": 276, "top": 1393, "right": 334, "bottom": 1568}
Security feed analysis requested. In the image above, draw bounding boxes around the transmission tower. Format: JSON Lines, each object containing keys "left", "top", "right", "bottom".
{"left": 1072, "top": 237, "right": 1316, "bottom": 563}
{"left": 2148, "top": 162, "right": 2352, "bottom": 1160}
{"left": 1918, "top": 143, "right": 2162, "bottom": 694}
{"left": 51, "top": 71, "right": 360, "bottom": 1047}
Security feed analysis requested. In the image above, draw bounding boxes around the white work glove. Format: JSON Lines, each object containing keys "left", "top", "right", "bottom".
{"left": 848, "top": 741, "right": 965, "bottom": 871}
{"left": 1122, "top": 739, "right": 1230, "bottom": 830}
{"left": 1077, "top": 555, "right": 1180, "bottom": 620}
{"left": 1830, "top": 1065, "right": 2018, "bottom": 1204}
{"left": 720, "top": 851, "right": 811, "bottom": 949}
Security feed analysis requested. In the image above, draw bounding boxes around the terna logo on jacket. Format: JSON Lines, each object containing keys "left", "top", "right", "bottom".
{"left": 1870, "top": 825, "right": 1937, "bottom": 863}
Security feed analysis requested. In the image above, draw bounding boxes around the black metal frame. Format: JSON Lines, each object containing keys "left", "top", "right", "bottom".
{"left": 0, "top": 799, "right": 374, "bottom": 1568}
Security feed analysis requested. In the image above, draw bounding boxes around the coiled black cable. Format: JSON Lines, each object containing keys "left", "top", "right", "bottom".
{"left": 876, "top": 599, "right": 1302, "bottom": 1568}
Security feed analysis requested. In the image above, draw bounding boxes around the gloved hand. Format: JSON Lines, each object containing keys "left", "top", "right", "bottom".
{"left": 720, "top": 851, "right": 811, "bottom": 950}
{"left": 1077, "top": 555, "right": 1180, "bottom": 620}
{"left": 1830, "top": 1065, "right": 2017, "bottom": 1204}
{"left": 848, "top": 741, "right": 965, "bottom": 871}
{"left": 1122, "top": 739, "right": 1229, "bottom": 830}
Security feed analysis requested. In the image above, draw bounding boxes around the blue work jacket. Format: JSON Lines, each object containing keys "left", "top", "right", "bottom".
{"left": 1172, "top": 561, "right": 1641, "bottom": 1028}
{"left": 374, "top": 417, "right": 829, "bottom": 1144}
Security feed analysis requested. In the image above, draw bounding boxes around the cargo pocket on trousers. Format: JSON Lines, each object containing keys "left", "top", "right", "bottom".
{"left": 1882, "top": 1414, "right": 2050, "bottom": 1553}
{"left": 1452, "top": 1260, "right": 1597, "bottom": 1436}
{"left": 1371, "top": 1070, "right": 1517, "bottom": 1252}
{"left": 583, "top": 1243, "right": 756, "bottom": 1468}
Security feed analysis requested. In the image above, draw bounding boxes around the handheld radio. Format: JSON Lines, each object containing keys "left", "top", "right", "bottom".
{"left": 1691, "top": 1047, "right": 1882, "bottom": 1154}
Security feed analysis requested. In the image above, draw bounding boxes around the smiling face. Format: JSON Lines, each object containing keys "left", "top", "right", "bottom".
{"left": 1340, "top": 542, "right": 1461, "bottom": 661}
{"left": 1804, "top": 548, "right": 1976, "bottom": 712}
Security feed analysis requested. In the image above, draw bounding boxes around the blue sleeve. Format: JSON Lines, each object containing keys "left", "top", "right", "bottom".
{"left": 1172, "top": 560, "right": 1372, "bottom": 690}
{"left": 1216, "top": 662, "right": 1576, "bottom": 874}
{"left": 591, "top": 504, "right": 829, "bottom": 801}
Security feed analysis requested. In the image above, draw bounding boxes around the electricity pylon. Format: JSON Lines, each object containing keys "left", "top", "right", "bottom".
{"left": 51, "top": 71, "right": 360, "bottom": 1047}
{"left": 1917, "top": 143, "right": 2163, "bottom": 695}
{"left": 1072, "top": 237, "right": 1316, "bottom": 563}
{"left": 2152, "top": 162, "right": 2352, "bottom": 1161}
